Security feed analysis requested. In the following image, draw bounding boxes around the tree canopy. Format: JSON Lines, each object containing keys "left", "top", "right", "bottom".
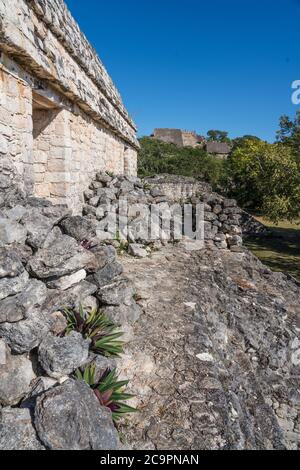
{"left": 276, "top": 110, "right": 300, "bottom": 161}
{"left": 207, "top": 130, "right": 231, "bottom": 143}
{"left": 226, "top": 139, "right": 300, "bottom": 222}
{"left": 138, "top": 137, "right": 225, "bottom": 190}
{"left": 138, "top": 112, "right": 300, "bottom": 223}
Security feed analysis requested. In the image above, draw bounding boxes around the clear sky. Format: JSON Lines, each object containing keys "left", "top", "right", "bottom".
{"left": 65, "top": 0, "right": 300, "bottom": 142}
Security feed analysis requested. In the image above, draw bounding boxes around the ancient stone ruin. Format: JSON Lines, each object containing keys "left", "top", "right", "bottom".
{"left": 152, "top": 128, "right": 231, "bottom": 156}
{"left": 0, "top": 0, "right": 139, "bottom": 213}
{"left": 153, "top": 128, "right": 205, "bottom": 148}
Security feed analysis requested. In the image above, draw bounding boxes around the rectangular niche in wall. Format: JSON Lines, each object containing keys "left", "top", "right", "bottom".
{"left": 32, "top": 91, "right": 66, "bottom": 201}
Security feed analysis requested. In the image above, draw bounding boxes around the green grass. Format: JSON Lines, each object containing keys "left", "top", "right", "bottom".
{"left": 244, "top": 217, "right": 300, "bottom": 282}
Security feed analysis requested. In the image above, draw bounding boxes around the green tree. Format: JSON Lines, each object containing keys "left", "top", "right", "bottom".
{"left": 231, "top": 135, "right": 261, "bottom": 151}
{"left": 138, "top": 137, "right": 226, "bottom": 191}
{"left": 277, "top": 110, "right": 300, "bottom": 160}
{"left": 207, "top": 130, "right": 231, "bottom": 143}
{"left": 227, "top": 139, "right": 300, "bottom": 222}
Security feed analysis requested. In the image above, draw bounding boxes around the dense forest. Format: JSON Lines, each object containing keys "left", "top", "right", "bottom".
{"left": 138, "top": 112, "right": 300, "bottom": 223}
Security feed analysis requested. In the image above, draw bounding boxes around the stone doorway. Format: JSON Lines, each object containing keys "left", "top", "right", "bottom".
{"left": 32, "top": 92, "right": 69, "bottom": 204}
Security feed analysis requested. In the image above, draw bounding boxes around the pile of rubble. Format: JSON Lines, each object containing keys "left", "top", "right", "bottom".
{"left": 83, "top": 172, "right": 244, "bottom": 255}
{"left": 0, "top": 197, "right": 143, "bottom": 450}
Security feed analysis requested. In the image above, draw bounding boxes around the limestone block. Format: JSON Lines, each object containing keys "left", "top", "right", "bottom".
{"left": 49, "top": 183, "right": 68, "bottom": 198}
{"left": 47, "top": 159, "right": 66, "bottom": 172}
{"left": 34, "top": 184, "right": 50, "bottom": 198}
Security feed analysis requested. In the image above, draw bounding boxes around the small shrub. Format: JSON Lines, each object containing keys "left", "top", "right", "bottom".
{"left": 75, "top": 364, "right": 137, "bottom": 422}
{"left": 64, "top": 306, "right": 124, "bottom": 357}
{"left": 114, "top": 231, "right": 129, "bottom": 254}
{"left": 143, "top": 183, "right": 152, "bottom": 191}
{"left": 118, "top": 240, "right": 129, "bottom": 254}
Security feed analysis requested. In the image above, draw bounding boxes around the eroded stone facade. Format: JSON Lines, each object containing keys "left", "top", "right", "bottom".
{"left": 0, "top": 0, "right": 138, "bottom": 213}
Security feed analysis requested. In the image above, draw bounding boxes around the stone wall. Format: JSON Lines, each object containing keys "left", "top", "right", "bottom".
{"left": 0, "top": 63, "right": 33, "bottom": 197}
{"left": 144, "top": 174, "right": 212, "bottom": 202}
{"left": 153, "top": 129, "right": 204, "bottom": 148}
{"left": 82, "top": 173, "right": 243, "bottom": 251}
{"left": 0, "top": 0, "right": 138, "bottom": 213}
{"left": 181, "top": 131, "right": 203, "bottom": 148}
{"left": 31, "top": 99, "right": 132, "bottom": 213}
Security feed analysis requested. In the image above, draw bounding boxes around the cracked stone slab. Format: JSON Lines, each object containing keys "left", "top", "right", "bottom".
{"left": 117, "top": 246, "right": 298, "bottom": 450}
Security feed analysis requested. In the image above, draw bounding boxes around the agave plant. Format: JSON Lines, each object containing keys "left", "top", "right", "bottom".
{"left": 64, "top": 306, "right": 124, "bottom": 358}
{"left": 76, "top": 365, "right": 137, "bottom": 422}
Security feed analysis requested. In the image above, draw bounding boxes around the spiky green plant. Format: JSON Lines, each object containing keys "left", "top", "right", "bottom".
{"left": 64, "top": 306, "right": 124, "bottom": 358}
{"left": 75, "top": 365, "right": 137, "bottom": 422}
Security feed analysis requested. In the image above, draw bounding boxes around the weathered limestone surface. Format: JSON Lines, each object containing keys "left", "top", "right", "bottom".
{"left": 0, "top": 0, "right": 138, "bottom": 212}
{"left": 119, "top": 246, "right": 300, "bottom": 450}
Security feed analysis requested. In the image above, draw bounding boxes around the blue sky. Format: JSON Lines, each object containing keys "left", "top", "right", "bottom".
{"left": 66, "top": 0, "right": 300, "bottom": 141}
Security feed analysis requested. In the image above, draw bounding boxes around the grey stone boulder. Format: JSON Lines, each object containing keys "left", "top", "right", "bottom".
{"left": 0, "top": 345, "right": 36, "bottom": 406}
{"left": 83, "top": 204, "right": 97, "bottom": 217}
{"left": 34, "top": 380, "right": 120, "bottom": 450}
{"left": 90, "top": 261, "right": 123, "bottom": 288}
{"left": 21, "top": 377, "right": 58, "bottom": 410}
{"left": 5, "top": 242, "right": 33, "bottom": 265}
{"left": 46, "top": 269, "right": 87, "bottom": 291}
{"left": 103, "top": 301, "right": 142, "bottom": 326}
{"left": 204, "top": 222, "right": 218, "bottom": 240}
{"left": 81, "top": 295, "right": 99, "bottom": 312}
{"left": 204, "top": 212, "right": 218, "bottom": 222}
{"left": 128, "top": 218, "right": 149, "bottom": 244}
{"left": 90, "top": 181, "right": 104, "bottom": 190}
{"left": 96, "top": 173, "right": 112, "bottom": 184}
{"left": 0, "top": 218, "right": 27, "bottom": 245}
{"left": 96, "top": 188, "right": 117, "bottom": 201}
{"left": 21, "top": 205, "right": 70, "bottom": 250}
{"left": 115, "top": 179, "right": 134, "bottom": 193}
{"left": 84, "top": 189, "right": 94, "bottom": 201}
{"left": 60, "top": 216, "right": 97, "bottom": 241}
{"left": 0, "top": 270, "right": 29, "bottom": 301}
{"left": 0, "top": 158, "right": 26, "bottom": 208}
{"left": 0, "top": 279, "right": 48, "bottom": 323}
{"left": 85, "top": 243, "right": 117, "bottom": 274}
{"left": 0, "top": 247, "right": 24, "bottom": 278}
{"left": 89, "top": 196, "right": 100, "bottom": 207}
{"left": 0, "top": 306, "right": 54, "bottom": 354}
{"left": 227, "top": 235, "right": 243, "bottom": 247}
{"left": 38, "top": 332, "right": 91, "bottom": 379}
{"left": 27, "top": 233, "right": 95, "bottom": 280}
{"left": 50, "top": 311, "right": 68, "bottom": 336}
{"left": 0, "top": 408, "right": 45, "bottom": 450}
{"left": 150, "top": 187, "right": 166, "bottom": 198}
{"left": 2, "top": 205, "right": 27, "bottom": 222}
{"left": 223, "top": 207, "right": 241, "bottom": 215}
{"left": 95, "top": 205, "right": 106, "bottom": 220}
{"left": 44, "top": 280, "right": 98, "bottom": 312}
{"left": 128, "top": 244, "right": 148, "bottom": 258}
{"left": 213, "top": 204, "right": 223, "bottom": 215}
{"left": 42, "top": 226, "right": 63, "bottom": 249}
{"left": 223, "top": 198, "right": 237, "bottom": 208}
{"left": 98, "top": 278, "right": 135, "bottom": 306}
